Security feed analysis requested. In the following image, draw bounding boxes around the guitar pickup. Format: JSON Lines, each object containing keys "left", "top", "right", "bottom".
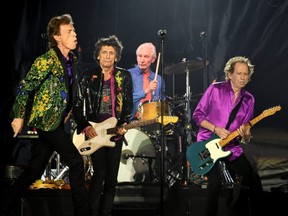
{"left": 199, "top": 149, "right": 210, "bottom": 160}
{"left": 80, "top": 147, "right": 91, "bottom": 152}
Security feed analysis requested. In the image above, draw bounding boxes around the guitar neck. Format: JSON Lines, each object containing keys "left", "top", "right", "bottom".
{"left": 218, "top": 112, "right": 265, "bottom": 148}
{"left": 106, "top": 116, "right": 178, "bottom": 135}
{"left": 125, "top": 118, "right": 158, "bottom": 130}
{"left": 106, "top": 118, "right": 158, "bottom": 135}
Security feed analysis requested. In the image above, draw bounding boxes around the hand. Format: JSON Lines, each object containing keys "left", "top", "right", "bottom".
{"left": 116, "top": 123, "right": 127, "bottom": 135}
{"left": 214, "top": 126, "right": 230, "bottom": 139}
{"left": 11, "top": 118, "right": 24, "bottom": 137}
{"left": 85, "top": 125, "right": 97, "bottom": 139}
{"left": 148, "top": 80, "right": 157, "bottom": 92}
{"left": 237, "top": 125, "right": 251, "bottom": 141}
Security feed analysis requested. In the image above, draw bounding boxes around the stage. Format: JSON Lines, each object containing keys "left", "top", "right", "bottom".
{"left": 1, "top": 180, "right": 287, "bottom": 216}
{"left": 1, "top": 126, "right": 288, "bottom": 216}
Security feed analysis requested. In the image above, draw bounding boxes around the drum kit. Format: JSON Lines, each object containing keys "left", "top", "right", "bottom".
{"left": 117, "top": 59, "right": 209, "bottom": 187}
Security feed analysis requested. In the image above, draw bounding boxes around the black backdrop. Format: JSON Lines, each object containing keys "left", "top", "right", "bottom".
{"left": 1, "top": 0, "right": 288, "bottom": 164}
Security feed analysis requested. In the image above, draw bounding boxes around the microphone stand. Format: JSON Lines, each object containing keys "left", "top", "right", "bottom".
{"left": 158, "top": 29, "right": 166, "bottom": 216}
{"left": 200, "top": 31, "right": 208, "bottom": 91}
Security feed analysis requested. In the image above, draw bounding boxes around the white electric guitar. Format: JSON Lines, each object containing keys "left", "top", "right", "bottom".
{"left": 73, "top": 116, "right": 178, "bottom": 156}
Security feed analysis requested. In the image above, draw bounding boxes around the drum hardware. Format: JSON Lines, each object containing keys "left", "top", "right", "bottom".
{"left": 166, "top": 96, "right": 201, "bottom": 185}
{"left": 118, "top": 128, "right": 183, "bottom": 186}
{"left": 162, "top": 58, "right": 210, "bottom": 187}
{"left": 122, "top": 152, "right": 156, "bottom": 161}
{"left": 122, "top": 152, "right": 156, "bottom": 182}
{"left": 118, "top": 129, "right": 156, "bottom": 183}
{"left": 163, "top": 59, "right": 209, "bottom": 75}
{"left": 43, "top": 151, "right": 69, "bottom": 182}
{"left": 83, "top": 155, "right": 93, "bottom": 183}
{"left": 55, "top": 166, "right": 69, "bottom": 180}
{"left": 186, "top": 161, "right": 207, "bottom": 186}
{"left": 150, "top": 132, "right": 184, "bottom": 187}
{"left": 3, "top": 165, "right": 25, "bottom": 185}
{"left": 219, "top": 161, "right": 235, "bottom": 189}
{"left": 137, "top": 100, "right": 170, "bottom": 121}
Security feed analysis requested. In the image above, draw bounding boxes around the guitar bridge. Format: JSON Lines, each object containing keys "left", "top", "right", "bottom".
{"left": 199, "top": 159, "right": 213, "bottom": 170}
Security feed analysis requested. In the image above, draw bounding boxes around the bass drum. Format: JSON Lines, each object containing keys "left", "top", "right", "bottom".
{"left": 117, "top": 129, "right": 156, "bottom": 183}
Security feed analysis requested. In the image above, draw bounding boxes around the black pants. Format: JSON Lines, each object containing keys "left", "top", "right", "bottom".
{"left": 89, "top": 139, "right": 123, "bottom": 216}
{"left": 0, "top": 125, "right": 90, "bottom": 216}
{"left": 204, "top": 154, "right": 263, "bottom": 216}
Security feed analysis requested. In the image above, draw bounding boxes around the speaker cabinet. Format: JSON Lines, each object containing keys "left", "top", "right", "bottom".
{"left": 21, "top": 190, "right": 73, "bottom": 216}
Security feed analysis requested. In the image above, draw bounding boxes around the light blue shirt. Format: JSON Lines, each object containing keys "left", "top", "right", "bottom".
{"left": 128, "top": 65, "right": 165, "bottom": 119}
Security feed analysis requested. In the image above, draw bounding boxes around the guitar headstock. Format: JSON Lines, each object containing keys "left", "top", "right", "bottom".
{"left": 262, "top": 105, "right": 281, "bottom": 117}
{"left": 156, "top": 116, "right": 179, "bottom": 125}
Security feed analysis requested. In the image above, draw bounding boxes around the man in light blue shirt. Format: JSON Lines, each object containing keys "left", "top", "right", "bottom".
{"left": 128, "top": 42, "right": 165, "bottom": 120}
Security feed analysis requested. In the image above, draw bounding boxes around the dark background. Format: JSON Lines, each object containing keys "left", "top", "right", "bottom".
{"left": 1, "top": 0, "right": 287, "bottom": 165}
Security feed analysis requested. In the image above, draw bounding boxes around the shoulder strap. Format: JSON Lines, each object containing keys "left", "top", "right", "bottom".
{"left": 225, "top": 96, "right": 243, "bottom": 130}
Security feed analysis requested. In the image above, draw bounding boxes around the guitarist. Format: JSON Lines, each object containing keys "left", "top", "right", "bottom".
{"left": 73, "top": 35, "right": 133, "bottom": 216}
{"left": 192, "top": 56, "right": 263, "bottom": 216}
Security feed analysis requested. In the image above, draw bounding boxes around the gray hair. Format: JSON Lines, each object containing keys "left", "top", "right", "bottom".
{"left": 224, "top": 56, "right": 254, "bottom": 81}
{"left": 136, "top": 42, "right": 157, "bottom": 59}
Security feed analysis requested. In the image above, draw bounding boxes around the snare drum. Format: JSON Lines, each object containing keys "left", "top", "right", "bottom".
{"left": 137, "top": 100, "right": 170, "bottom": 120}
{"left": 117, "top": 129, "right": 156, "bottom": 182}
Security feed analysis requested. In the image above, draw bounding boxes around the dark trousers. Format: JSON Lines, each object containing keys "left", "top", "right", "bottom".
{"left": 89, "top": 140, "right": 123, "bottom": 216}
{"left": 205, "top": 154, "right": 263, "bottom": 216}
{"left": 0, "top": 125, "right": 90, "bottom": 216}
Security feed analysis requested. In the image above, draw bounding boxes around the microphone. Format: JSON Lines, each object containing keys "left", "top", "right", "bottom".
{"left": 200, "top": 31, "right": 207, "bottom": 39}
{"left": 121, "top": 149, "right": 134, "bottom": 163}
{"left": 123, "top": 153, "right": 131, "bottom": 160}
{"left": 157, "top": 29, "right": 167, "bottom": 37}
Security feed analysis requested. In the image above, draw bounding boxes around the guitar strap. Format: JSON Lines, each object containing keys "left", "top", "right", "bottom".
{"left": 225, "top": 96, "right": 243, "bottom": 130}
{"left": 219, "top": 96, "right": 244, "bottom": 187}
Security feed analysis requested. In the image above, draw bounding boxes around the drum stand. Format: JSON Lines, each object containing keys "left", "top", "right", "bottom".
{"left": 151, "top": 134, "right": 182, "bottom": 187}
{"left": 136, "top": 155, "right": 156, "bottom": 182}
{"left": 43, "top": 151, "right": 69, "bottom": 182}
{"left": 183, "top": 58, "right": 194, "bottom": 145}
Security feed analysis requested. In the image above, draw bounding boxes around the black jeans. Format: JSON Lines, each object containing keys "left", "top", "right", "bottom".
{"left": 204, "top": 154, "right": 263, "bottom": 216}
{"left": 0, "top": 125, "right": 90, "bottom": 216}
{"left": 89, "top": 139, "right": 123, "bottom": 216}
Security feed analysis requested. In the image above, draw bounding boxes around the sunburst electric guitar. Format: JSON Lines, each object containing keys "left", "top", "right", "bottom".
{"left": 73, "top": 116, "right": 178, "bottom": 156}
{"left": 186, "top": 105, "right": 281, "bottom": 175}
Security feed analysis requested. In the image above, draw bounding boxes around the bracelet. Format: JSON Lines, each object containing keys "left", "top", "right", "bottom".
{"left": 241, "top": 135, "right": 253, "bottom": 145}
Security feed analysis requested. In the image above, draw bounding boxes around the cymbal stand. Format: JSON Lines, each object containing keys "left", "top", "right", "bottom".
{"left": 182, "top": 59, "right": 195, "bottom": 186}
{"left": 200, "top": 31, "right": 208, "bottom": 91}
{"left": 184, "top": 59, "right": 193, "bottom": 145}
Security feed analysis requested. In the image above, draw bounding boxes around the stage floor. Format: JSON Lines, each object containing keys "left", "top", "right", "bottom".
{"left": 1, "top": 180, "right": 288, "bottom": 216}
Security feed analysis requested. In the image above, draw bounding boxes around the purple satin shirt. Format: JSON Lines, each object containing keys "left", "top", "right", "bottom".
{"left": 192, "top": 81, "right": 254, "bottom": 161}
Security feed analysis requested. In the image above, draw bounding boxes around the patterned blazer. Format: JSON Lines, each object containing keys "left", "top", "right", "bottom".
{"left": 12, "top": 47, "right": 77, "bottom": 131}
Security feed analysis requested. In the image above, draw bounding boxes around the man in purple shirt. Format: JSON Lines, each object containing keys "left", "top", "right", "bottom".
{"left": 191, "top": 56, "right": 263, "bottom": 216}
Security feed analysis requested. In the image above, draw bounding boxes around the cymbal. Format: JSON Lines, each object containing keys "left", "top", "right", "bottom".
{"left": 164, "top": 60, "right": 209, "bottom": 75}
